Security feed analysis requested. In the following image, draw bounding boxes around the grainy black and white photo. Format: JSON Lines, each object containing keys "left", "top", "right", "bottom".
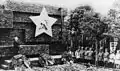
{"left": 0, "top": 0, "right": 119, "bottom": 71}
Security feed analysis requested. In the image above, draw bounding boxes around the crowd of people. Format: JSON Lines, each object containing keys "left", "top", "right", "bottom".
{"left": 61, "top": 45, "right": 120, "bottom": 69}
{"left": 9, "top": 36, "right": 120, "bottom": 69}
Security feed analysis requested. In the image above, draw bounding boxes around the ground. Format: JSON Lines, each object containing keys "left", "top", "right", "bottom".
{"left": 0, "top": 63, "right": 120, "bottom": 71}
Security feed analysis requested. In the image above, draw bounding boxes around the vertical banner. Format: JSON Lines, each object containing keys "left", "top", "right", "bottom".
{"left": 110, "top": 42, "right": 116, "bottom": 53}
{"left": 110, "top": 37, "right": 118, "bottom": 53}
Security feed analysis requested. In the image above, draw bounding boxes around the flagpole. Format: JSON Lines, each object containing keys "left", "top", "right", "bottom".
{"left": 61, "top": 8, "right": 63, "bottom": 42}
{"left": 58, "top": 7, "right": 64, "bottom": 42}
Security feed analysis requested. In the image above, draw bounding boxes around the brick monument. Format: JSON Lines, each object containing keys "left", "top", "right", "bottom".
{"left": 0, "top": 0, "right": 67, "bottom": 57}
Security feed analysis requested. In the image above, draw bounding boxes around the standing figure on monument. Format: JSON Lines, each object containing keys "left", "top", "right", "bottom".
{"left": 13, "top": 36, "right": 20, "bottom": 55}
{"left": 10, "top": 37, "right": 31, "bottom": 69}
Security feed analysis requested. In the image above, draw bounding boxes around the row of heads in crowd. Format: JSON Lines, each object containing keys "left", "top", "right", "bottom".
{"left": 75, "top": 46, "right": 106, "bottom": 51}
{"left": 74, "top": 46, "right": 120, "bottom": 54}
{"left": 73, "top": 46, "right": 117, "bottom": 53}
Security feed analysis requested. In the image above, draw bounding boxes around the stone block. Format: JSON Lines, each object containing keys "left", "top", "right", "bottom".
{"left": 19, "top": 45, "right": 49, "bottom": 55}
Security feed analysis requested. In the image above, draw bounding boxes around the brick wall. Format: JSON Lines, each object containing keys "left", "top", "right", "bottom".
{"left": 12, "top": 12, "right": 61, "bottom": 43}
{"left": 0, "top": 10, "right": 13, "bottom": 28}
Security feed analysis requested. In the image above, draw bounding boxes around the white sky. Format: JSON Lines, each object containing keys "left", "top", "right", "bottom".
{"left": 0, "top": 0, "right": 116, "bottom": 15}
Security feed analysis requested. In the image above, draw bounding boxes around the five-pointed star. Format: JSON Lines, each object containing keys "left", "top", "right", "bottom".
{"left": 29, "top": 7, "right": 57, "bottom": 37}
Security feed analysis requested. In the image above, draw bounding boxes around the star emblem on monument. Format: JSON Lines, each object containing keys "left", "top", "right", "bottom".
{"left": 29, "top": 7, "right": 57, "bottom": 37}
